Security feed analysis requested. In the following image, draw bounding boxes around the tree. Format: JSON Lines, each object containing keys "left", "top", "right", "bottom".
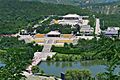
{"left": 32, "top": 66, "right": 40, "bottom": 74}
{"left": 69, "top": 43, "right": 73, "bottom": 48}
{"left": 0, "top": 37, "right": 37, "bottom": 80}
{"left": 94, "top": 37, "right": 120, "bottom": 80}
{"left": 96, "top": 73, "right": 106, "bottom": 80}
{"left": 46, "top": 56, "right": 51, "bottom": 61}
{"left": 65, "top": 69, "right": 92, "bottom": 80}
{"left": 64, "top": 43, "right": 68, "bottom": 48}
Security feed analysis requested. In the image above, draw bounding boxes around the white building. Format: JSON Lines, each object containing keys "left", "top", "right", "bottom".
{"left": 107, "top": 27, "right": 120, "bottom": 31}
{"left": 80, "top": 25, "right": 94, "bottom": 36}
{"left": 102, "top": 27, "right": 119, "bottom": 37}
{"left": 20, "top": 29, "right": 28, "bottom": 35}
{"left": 53, "top": 14, "right": 89, "bottom": 26}
{"left": 46, "top": 31, "right": 61, "bottom": 37}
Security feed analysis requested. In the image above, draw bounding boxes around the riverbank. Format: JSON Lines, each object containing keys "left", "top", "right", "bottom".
{"left": 47, "top": 53, "right": 103, "bottom": 62}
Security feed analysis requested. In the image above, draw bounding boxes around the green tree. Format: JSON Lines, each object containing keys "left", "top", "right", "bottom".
{"left": 94, "top": 37, "right": 120, "bottom": 80}
{"left": 65, "top": 69, "right": 92, "bottom": 80}
{"left": 32, "top": 66, "right": 40, "bottom": 74}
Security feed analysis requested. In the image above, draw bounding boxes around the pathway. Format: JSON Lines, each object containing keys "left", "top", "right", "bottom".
{"left": 23, "top": 39, "right": 56, "bottom": 77}
{"left": 95, "top": 18, "right": 101, "bottom": 35}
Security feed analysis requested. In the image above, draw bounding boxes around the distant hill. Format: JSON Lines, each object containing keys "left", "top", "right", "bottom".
{"left": 22, "top": 0, "right": 120, "bottom": 14}
{"left": 84, "top": 2, "right": 120, "bottom": 14}
{"left": 21, "top": 0, "right": 119, "bottom": 5}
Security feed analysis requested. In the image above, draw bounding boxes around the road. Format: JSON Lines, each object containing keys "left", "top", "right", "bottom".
{"left": 95, "top": 18, "right": 101, "bottom": 35}
{"left": 23, "top": 39, "right": 55, "bottom": 77}
{"left": 42, "top": 39, "right": 54, "bottom": 53}
{"left": 39, "top": 15, "right": 55, "bottom": 24}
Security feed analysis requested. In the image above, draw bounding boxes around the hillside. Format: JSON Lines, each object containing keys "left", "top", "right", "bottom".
{"left": 22, "top": 0, "right": 120, "bottom": 14}
{"left": 84, "top": 2, "right": 120, "bottom": 14}
{"left": 0, "top": 0, "right": 92, "bottom": 34}
{"left": 0, "top": 0, "right": 120, "bottom": 34}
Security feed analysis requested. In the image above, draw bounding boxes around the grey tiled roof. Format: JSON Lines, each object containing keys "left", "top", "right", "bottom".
{"left": 80, "top": 25, "right": 94, "bottom": 32}
{"left": 103, "top": 30, "right": 118, "bottom": 35}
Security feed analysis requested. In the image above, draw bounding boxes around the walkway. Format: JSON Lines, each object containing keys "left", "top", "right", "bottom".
{"left": 23, "top": 39, "right": 56, "bottom": 77}
{"left": 42, "top": 39, "right": 54, "bottom": 53}
{"left": 95, "top": 18, "right": 101, "bottom": 35}
{"left": 39, "top": 16, "right": 51, "bottom": 24}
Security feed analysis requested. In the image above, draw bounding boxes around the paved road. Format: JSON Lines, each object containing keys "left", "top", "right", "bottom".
{"left": 95, "top": 18, "right": 101, "bottom": 35}
{"left": 39, "top": 15, "right": 54, "bottom": 24}
{"left": 42, "top": 39, "right": 54, "bottom": 53}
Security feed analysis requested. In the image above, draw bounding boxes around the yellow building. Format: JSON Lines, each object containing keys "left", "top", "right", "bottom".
{"left": 35, "top": 34, "right": 45, "bottom": 38}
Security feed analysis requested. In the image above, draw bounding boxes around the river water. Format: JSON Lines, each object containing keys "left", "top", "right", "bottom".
{"left": 39, "top": 60, "right": 120, "bottom": 77}
{"left": 0, "top": 60, "right": 119, "bottom": 77}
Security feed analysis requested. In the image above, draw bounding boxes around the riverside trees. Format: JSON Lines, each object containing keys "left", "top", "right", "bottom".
{"left": 65, "top": 69, "right": 92, "bottom": 80}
